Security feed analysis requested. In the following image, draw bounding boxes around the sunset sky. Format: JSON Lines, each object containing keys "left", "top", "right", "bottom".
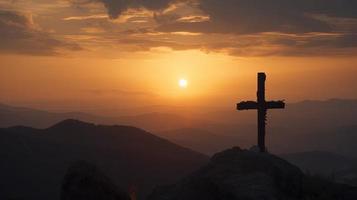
{"left": 1, "top": 0, "right": 357, "bottom": 114}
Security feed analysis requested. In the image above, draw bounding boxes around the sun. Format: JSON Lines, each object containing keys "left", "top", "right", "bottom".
{"left": 178, "top": 79, "right": 188, "bottom": 88}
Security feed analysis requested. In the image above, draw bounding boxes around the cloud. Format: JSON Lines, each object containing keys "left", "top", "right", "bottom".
{"left": 71, "top": 0, "right": 179, "bottom": 19}
{"left": 0, "top": 9, "right": 82, "bottom": 55}
{"left": 155, "top": 0, "right": 355, "bottom": 34}
{"left": 65, "top": 0, "right": 357, "bottom": 57}
{"left": 200, "top": 33, "right": 357, "bottom": 57}
{"left": 117, "top": 37, "right": 197, "bottom": 51}
{"left": 86, "top": 89, "right": 157, "bottom": 97}
{"left": 63, "top": 14, "right": 108, "bottom": 21}
{"left": 268, "top": 33, "right": 357, "bottom": 56}
{"left": 150, "top": 0, "right": 357, "bottom": 56}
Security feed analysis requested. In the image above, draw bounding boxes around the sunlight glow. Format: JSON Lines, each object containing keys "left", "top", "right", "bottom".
{"left": 179, "top": 79, "right": 188, "bottom": 88}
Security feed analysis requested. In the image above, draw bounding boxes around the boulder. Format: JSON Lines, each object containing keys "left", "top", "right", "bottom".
{"left": 61, "top": 161, "right": 131, "bottom": 200}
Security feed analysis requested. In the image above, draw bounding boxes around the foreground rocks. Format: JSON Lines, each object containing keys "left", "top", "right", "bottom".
{"left": 61, "top": 161, "right": 130, "bottom": 200}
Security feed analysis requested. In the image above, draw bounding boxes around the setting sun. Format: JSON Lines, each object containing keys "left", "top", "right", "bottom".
{"left": 179, "top": 79, "right": 188, "bottom": 88}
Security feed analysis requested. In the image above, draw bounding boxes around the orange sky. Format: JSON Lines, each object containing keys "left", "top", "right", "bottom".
{"left": 1, "top": 53, "right": 357, "bottom": 113}
{"left": 1, "top": 0, "right": 357, "bottom": 114}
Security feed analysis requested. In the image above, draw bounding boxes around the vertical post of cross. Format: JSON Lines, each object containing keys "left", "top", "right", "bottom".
{"left": 257, "top": 72, "right": 267, "bottom": 152}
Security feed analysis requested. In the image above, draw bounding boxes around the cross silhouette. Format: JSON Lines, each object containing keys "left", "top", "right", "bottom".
{"left": 237, "top": 73, "right": 285, "bottom": 152}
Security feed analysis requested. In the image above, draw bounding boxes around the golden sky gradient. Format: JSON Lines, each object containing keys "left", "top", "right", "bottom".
{"left": 1, "top": 0, "right": 357, "bottom": 114}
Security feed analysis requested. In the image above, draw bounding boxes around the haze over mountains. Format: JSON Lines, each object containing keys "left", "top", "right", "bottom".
{"left": 1, "top": 99, "right": 357, "bottom": 157}
{"left": 281, "top": 151, "right": 357, "bottom": 186}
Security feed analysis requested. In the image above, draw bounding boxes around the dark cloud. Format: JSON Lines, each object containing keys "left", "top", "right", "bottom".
{"left": 71, "top": 0, "right": 178, "bottom": 19}
{"left": 0, "top": 10, "right": 81, "bottom": 55}
{"left": 303, "top": 34, "right": 357, "bottom": 49}
{"left": 268, "top": 33, "right": 357, "bottom": 56}
{"left": 153, "top": 0, "right": 357, "bottom": 56}
{"left": 70, "top": 0, "right": 357, "bottom": 56}
{"left": 114, "top": 29, "right": 357, "bottom": 57}
{"left": 214, "top": 33, "right": 357, "bottom": 57}
{"left": 156, "top": 0, "right": 357, "bottom": 34}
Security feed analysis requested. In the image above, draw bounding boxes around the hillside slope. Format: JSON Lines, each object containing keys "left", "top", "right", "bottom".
{"left": 0, "top": 119, "right": 208, "bottom": 200}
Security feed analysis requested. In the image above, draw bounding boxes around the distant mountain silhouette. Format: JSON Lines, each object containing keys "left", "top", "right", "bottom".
{"left": 165, "top": 99, "right": 357, "bottom": 156}
{"left": 0, "top": 103, "right": 110, "bottom": 128}
{"left": 148, "top": 147, "right": 357, "bottom": 200}
{"left": 116, "top": 112, "right": 209, "bottom": 132}
{"left": 281, "top": 151, "right": 357, "bottom": 186}
{"left": 157, "top": 128, "right": 237, "bottom": 155}
{"left": 0, "top": 119, "right": 208, "bottom": 200}
{"left": 311, "top": 125, "right": 357, "bottom": 157}
{"left": 116, "top": 112, "right": 189, "bottom": 132}
{"left": 0, "top": 104, "right": 209, "bottom": 132}
{"left": 2, "top": 99, "right": 357, "bottom": 156}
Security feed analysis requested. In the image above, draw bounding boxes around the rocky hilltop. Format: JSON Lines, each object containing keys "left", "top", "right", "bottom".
{"left": 148, "top": 147, "right": 357, "bottom": 200}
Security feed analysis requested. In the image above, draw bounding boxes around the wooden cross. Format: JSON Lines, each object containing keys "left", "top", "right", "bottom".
{"left": 237, "top": 72, "right": 285, "bottom": 153}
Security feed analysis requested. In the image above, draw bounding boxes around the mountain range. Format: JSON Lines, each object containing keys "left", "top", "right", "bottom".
{"left": 1, "top": 117, "right": 357, "bottom": 199}
{"left": 1, "top": 99, "right": 357, "bottom": 157}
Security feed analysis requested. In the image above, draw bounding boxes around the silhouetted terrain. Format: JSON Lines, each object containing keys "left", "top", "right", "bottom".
{"left": 1, "top": 116, "right": 357, "bottom": 199}
{"left": 149, "top": 147, "right": 357, "bottom": 200}
{"left": 0, "top": 119, "right": 208, "bottom": 200}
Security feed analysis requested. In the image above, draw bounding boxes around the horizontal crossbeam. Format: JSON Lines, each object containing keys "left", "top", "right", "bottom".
{"left": 237, "top": 101, "right": 257, "bottom": 110}
{"left": 266, "top": 101, "right": 285, "bottom": 109}
{"left": 237, "top": 100, "right": 285, "bottom": 110}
